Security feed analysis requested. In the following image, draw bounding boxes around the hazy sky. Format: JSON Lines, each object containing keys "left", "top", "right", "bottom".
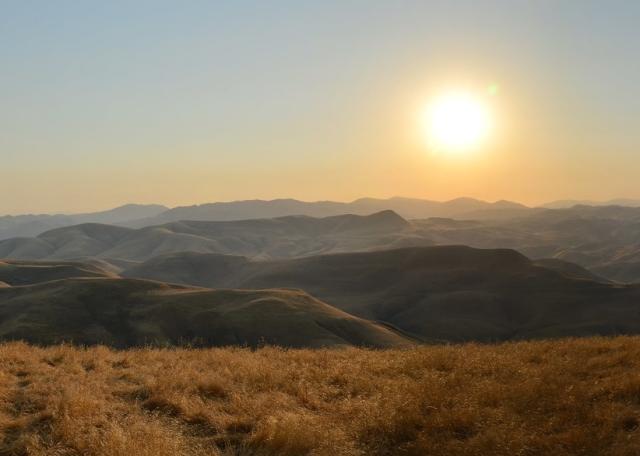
{"left": 2, "top": 0, "right": 639, "bottom": 214}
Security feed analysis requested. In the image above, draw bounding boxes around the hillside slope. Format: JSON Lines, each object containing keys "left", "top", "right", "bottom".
{"left": 0, "top": 278, "right": 410, "bottom": 348}
{"left": 0, "top": 259, "right": 114, "bottom": 285}
{"left": 124, "top": 246, "right": 640, "bottom": 342}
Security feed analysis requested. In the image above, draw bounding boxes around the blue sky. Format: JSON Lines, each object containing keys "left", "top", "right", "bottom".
{"left": 1, "top": 1, "right": 639, "bottom": 213}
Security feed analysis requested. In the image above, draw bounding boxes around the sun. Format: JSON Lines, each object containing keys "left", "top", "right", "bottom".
{"left": 421, "top": 91, "right": 492, "bottom": 152}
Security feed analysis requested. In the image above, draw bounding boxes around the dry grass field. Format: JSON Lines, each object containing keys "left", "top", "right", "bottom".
{"left": 2, "top": 337, "right": 640, "bottom": 455}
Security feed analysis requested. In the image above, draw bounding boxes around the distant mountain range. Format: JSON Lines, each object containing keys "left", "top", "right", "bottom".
{"left": 0, "top": 197, "right": 531, "bottom": 240}
{"left": 5, "top": 196, "right": 640, "bottom": 242}
{"left": 4, "top": 205, "right": 640, "bottom": 282}
{"left": 0, "top": 204, "right": 167, "bottom": 240}
{"left": 542, "top": 199, "right": 640, "bottom": 209}
{"left": 131, "top": 197, "right": 530, "bottom": 226}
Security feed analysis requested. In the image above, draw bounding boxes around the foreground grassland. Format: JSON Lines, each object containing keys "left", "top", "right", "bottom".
{"left": 2, "top": 338, "right": 640, "bottom": 455}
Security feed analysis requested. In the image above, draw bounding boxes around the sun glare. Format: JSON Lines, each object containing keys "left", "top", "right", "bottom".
{"left": 422, "top": 91, "right": 492, "bottom": 152}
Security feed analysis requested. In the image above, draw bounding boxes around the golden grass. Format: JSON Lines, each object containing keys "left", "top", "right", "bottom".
{"left": 2, "top": 337, "right": 640, "bottom": 455}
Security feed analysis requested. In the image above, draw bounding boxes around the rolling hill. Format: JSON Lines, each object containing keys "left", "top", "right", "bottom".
{"left": 5, "top": 204, "right": 640, "bottom": 283}
{"left": 0, "top": 278, "right": 410, "bottom": 348}
{"left": 122, "top": 246, "right": 640, "bottom": 343}
{"left": 0, "top": 210, "right": 427, "bottom": 262}
{"left": 412, "top": 205, "right": 640, "bottom": 283}
{"left": 1, "top": 245, "right": 640, "bottom": 346}
{"left": 0, "top": 197, "right": 530, "bottom": 241}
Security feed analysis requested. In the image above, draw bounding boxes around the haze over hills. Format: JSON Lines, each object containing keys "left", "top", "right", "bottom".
{"left": 122, "top": 246, "right": 640, "bottom": 343}
{"left": 5, "top": 196, "right": 640, "bottom": 240}
{"left": 0, "top": 211, "right": 428, "bottom": 262}
{"left": 0, "top": 197, "right": 531, "bottom": 240}
{"left": 413, "top": 205, "right": 640, "bottom": 283}
{"left": 0, "top": 204, "right": 167, "bottom": 240}
{"left": 4, "top": 203, "right": 640, "bottom": 282}
{"left": 131, "top": 197, "right": 531, "bottom": 226}
{"left": 542, "top": 199, "right": 640, "bottom": 209}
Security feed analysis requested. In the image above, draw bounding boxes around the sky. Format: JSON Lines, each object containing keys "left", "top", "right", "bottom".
{"left": 1, "top": 0, "right": 639, "bottom": 214}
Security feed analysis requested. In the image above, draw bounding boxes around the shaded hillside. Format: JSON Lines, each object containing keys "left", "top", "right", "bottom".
{"left": 0, "top": 211, "right": 426, "bottom": 261}
{"left": 0, "top": 278, "right": 410, "bottom": 348}
{"left": 124, "top": 246, "right": 640, "bottom": 343}
{"left": 2, "top": 337, "right": 640, "bottom": 455}
{"left": 593, "top": 261, "right": 640, "bottom": 284}
{"left": 533, "top": 258, "right": 611, "bottom": 283}
{"left": 0, "top": 259, "right": 114, "bottom": 285}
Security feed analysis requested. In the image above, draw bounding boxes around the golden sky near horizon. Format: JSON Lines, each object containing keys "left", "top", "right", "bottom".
{"left": 1, "top": 1, "right": 639, "bottom": 214}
